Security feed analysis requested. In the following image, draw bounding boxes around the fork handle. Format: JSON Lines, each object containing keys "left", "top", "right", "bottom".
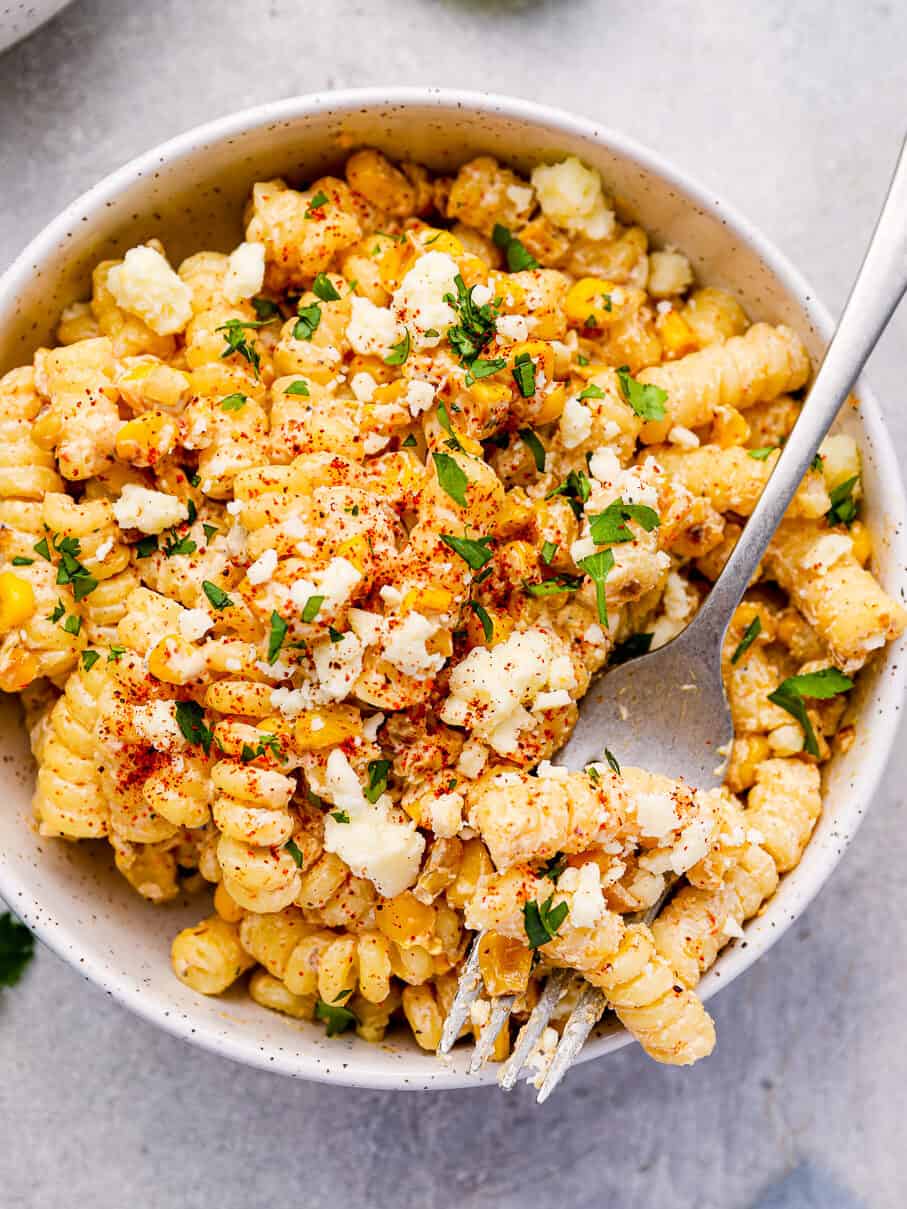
{"left": 693, "top": 133, "right": 907, "bottom": 641}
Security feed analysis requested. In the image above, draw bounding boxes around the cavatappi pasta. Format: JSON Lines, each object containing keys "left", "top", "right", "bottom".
{"left": 5, "top": 149, "right": 904, "bottom": 1075}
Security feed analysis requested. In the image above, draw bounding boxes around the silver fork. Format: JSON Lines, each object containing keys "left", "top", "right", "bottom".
{"left": 439, "top": 134, "right": 907, "bottom": 1100}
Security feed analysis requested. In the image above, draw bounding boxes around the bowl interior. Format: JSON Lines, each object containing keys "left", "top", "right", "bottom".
{"left": 1, "top": 92, "right": 904, "bottom": 1089}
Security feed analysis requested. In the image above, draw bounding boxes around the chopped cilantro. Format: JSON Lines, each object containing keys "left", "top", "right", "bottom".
{"left": 578, "top": 383, "right": 605, "bottom": 401}
{"left": 540, "top": 540, "right": 558, "bottom": 565}
{"left": 540, "top": 853, "right": 567, "bottom": 883}
{"left": 466, "top": 358, "right": 507, "bottom": 384}
{"left": 511, "top": 352, "right": 536, "bottom": 398}
{"left": 468, "top": 600, "right": 494, "bottom": 642}
{"left": 436, "top": 402, "right": 462, "bottom": 451}
{"left": 286, "top": 379, "right": 310, "bottom": 396}
{"left": 826, "top": 475, "right": 860, "bottom": 527}
{"left": 293, "top": 302, "right": 322, "bottom": 342}
{"left": 251, "top": 296, "right": 280, "bottom": 321}
{"left": 445, "top": 274, "right": 498, "bottom": 369}
{"left": 107, "top": 645, "right": 125, "bottom": 662}
{"left": 523, "top": 894, "right": 569, "bottom": 949}
{"left": 365, "top": 758, "right": 391, "bottom": 804}
{"left": 523, "top": 575, "right": 583, "bottom": 596}
{"left": 202, "top": 581, "right": 233, "bottom": 610}
{"left": 384, "top": 327, "right": 411, "bottom": 366}
{"left": 731, "top": 616, "right": 762, "bottom": 664}
{"left": 202, "top": 523, "right": 218, "bottom": 544}
{"left": 62, "top": 613, "right": 81, "bottom": 636}
{"left": 432, "top": 452, "right": 469, "bottom": 508}
{"left": 11, "top": 556, "right": 33, "bottom": 566}
{"left": 440, "top": 534, "right": 494, "bottom": 570}
{"left": 546, "top": 469, "right": 591, "bottom": 518}
{"left": 220, "top": 393, "right": 247, "bottom": 412}
{"left": 616, "top": 365, "right": 667, "bottom": 421}
{"left": 315, "top": 998, "right": 357, "bottom": 1037}
{"left": 81, "top": 650, "right": 100, "bottom": 671}
{"left": 331, "top": 810, "right": 351, "bottom": 824}
{"left": 312, "top": 272, "right": 341, "bottom": 302}
{"left": 767, "top": 667, "right": 853, "bottom": 757}
{"left": 578, "top": 548, "right": 616, "bottom": 626}
{"left": 135, "top": 535, "right": 159, "bottom": 559}
{"left": 747, "top": 447, "right": 775, "bottom": 461}
{"left": 284, "top": 838, "right": 304, "bottom": 867}
{"left": 215, "top": 318, "right": 273, "bottom": 374}
{"left": 518, "top": 427, "right": 546, "bottom": 472}
{"left": 401, "top": 433, "right": 418, "bottom": 448}
{"left": 588, "top": 499, "right": 660, "bottom": 545}
{"left": 267, "top": 611, "right": 287, "bottom": 664}
{"left": 491, "top": 224, "right": 539, "bottom": 271}
{"left": 305, "top": 190, "right": 329, "bottom": 217}
{"left": 33, "top": 537, "right": 51, "bottom": 561}
{"left": 301, "top": 595, "right": 324, "bottom": 623}
{"left": 48, "top": 599, "right": 65, "bottom": 623}
{"left": 604, "top": 749, "right": 621, "bottom": 775}
{"left": 0, "top": 913, "right": 34, "bottom": 988}
{"left": 174, "top": 700, "right": 213, "bottom": 754}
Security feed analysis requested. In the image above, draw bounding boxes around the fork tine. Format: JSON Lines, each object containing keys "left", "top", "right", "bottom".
{"left": 497, "top": 967, "right": 572, "bottom": 1090}
{"left": 467, "top": 994, "right": 515, "bottom": 1073}
{"left": 536, "top": 984, "right": 607, "bottom": 1104}
{"left": 437, "top": 930, "right": 485, "bottom": 1054}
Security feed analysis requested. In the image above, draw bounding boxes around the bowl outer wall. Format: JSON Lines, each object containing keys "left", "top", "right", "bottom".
{"left": 0, "top": 89, "right": 904, "bottom": 1090}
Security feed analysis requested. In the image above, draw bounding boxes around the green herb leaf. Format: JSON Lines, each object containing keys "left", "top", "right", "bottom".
{"left": 329, "top": 626, "right": 344, "bottom": 643}
{"left": 588, "top": 499, "right": 660, "bottom": 546}
{"left": 747, "top": 447, "right": 775, "bottom": 461}
{"left": 305, "top": 190, "right": 329, "bottom": 217}
{"left": 107, "top": 645, "right": 125, "bottom": 662}
{"left": 331, "top": 810, "right": 351, "bottom": 824}
{"left": 251, "top": 296, "right": 280, "bottom": 321}
{"left": 202, "top": 581, "right": 233, "bottom": 611}
{"left": 220, "top": 393, "right": 247, "bottom": 412}
{"left": 294, "top": 303, "right": 322, "bottom": 342}
{"left": 384, "top": 327, "right": 411, "bottom": 366}
{"left": 445, "top": 274, "right": 498, "bottom": 369}
{"left": 215, "top": 318, "right": 272, "bottom": 374}
{"left": 440, "top": 534, "right": 494, "bottom": 570}
{"left": 731, "top": 616, "right": 762, "bottom": 664}
{"left": 540, "top": 852, "right": 567, "bottom": 883}
{"left": 315, "top": 998, "right": 357, "bottom": 1037}
{"left": 546, "top": 469, "right": 591, "bottom": 519}
{"left": 436, "top": 402, "right": 462, "bottom": 452}
{"left": 616, "top": 366, "right": 667, "bottom": 421}
{"left": 540, "top": 540, "right": 558, "bottom": 565}
{"left": 81, "top": 650, "right": 100, "bottom": 671}
{"left": 578, "top": 383, "right": 605, "bottom": 400}
{"left": 301, "top": 595, "right": 324, "bottom": 623}
{"left": 135, "top": 535, "right": 159, "bottom": 558}
{"left": 267, "top": 611, "right": 287, "bottom": 664}
{"left": 286, "top": 378, "right": 310, "bottom": 396}
{"left": 33, "top": 537, "right": 51, "bottom": 561}
{"left": 365, "top": 758, "right": 391, "bottom": 804}
{"left": 826, "top": 475, "right": 860, "bottom": 527}
{"left": 0, "top": 913, "right": 34, "bottom": 987}
{"left": 468, "top": 599, "right": 494, "bottom": 642}
{"left": 163, "top": 534, "right": 197, "bottom": 558}
{"left": 512, "top": 352, "right": 536, "bottom": 398}
{"left": 577, "top": 354, "right": 590, "bottom": 366}
{"left": 285, "top": 838, "right": 304, "bottom": 867}
{"left": 312, "top": 272, "right": 341, "bottom": 302}
{"left": 610, "top": 632, "right": 653, "bottom": 665}
{"left": 578, "top": 548, "right": 616, "bottom": 626}
{"left": 767, "top": 667, "right": 853, "bottom": 757}
{"left": 523, "top": 894, "right": 569, "bottom": 949}
{"left": 505, "top": 237, "right": 539, "bottom": 272}
{"left": 523, "top": 575, "right": 583, "bottom": 596}
{"left": 401, "top": 433, "right": 418, "bottom": 448}
{"left": 62, "top": 614, "right": 81, "bottom": 635}
{"left": 202, "top": 523, "right": 218, "bottom": 543}
{"left": 517, "top": 427, "right": 546, "bottom": 472}
{"left": 492, "top": 223, "right": 512, "bottom": 249}
{"left": 11, "top": 556, "right": 34, "bottom": 566}
{"left": 467, "top": 357, "right": 507, "bottom": 383}
{"left": 174, "top": 700, "right": 213, "bottom": 754}
{"left": 432, "top": 451, "right": 469, "bottom": 507}
{"left": 48, "top": 599, "right": 65, "bottom": 623}
{"left": 604, "top": 748, "right": 621, "bottom": 775}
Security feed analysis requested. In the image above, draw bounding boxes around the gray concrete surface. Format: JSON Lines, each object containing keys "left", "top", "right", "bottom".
{"left": 1, "top": 2, "right": 906, "bottom": 1206}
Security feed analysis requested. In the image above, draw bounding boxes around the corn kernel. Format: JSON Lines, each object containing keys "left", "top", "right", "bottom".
{"left": 334, "top": 534, "right": 370, "bottom": 572}
{"left": 0, "top": 572, "right": 36, "bottom": 633}
{"left": 533, "top": 384, "right": 567, "bottom": 424}
{"left": 148, "top": 635, "right": 206, "bottom": 685}
{"left": 32, "top": 409, "right": 63, "bottom": 449}
{"left": 565, "top": 277, "right": 617, "bottom": 328}
{"left": 213, "top": 880, "right": 245, "bottom": 923}
{"left": 508, "top": 340, "right": 555, "bottom": 385}
{"left": 377, "top": 241, "right": 416, "bottom": 291}
{"left": 478, "top": 932, "right": 533, "bottom": 996}
{"left": 0, "top": 648, "right": 39, "bottom": 693}
{"left": 469, "top": 380, "right": 511, "bottom": 407}
{"left": 115, "top": 412, "right": 178, "bottom": 465}
{"left": 401, "top": 586, "right": 453, "bottom": 614}
{"left": 657, "top": 310, "right": 699, "bottom": 358}
{"left": 293, "top": 705, "right": 362, "bottom": 751}
{"left": 416, "top": 229, "right": 463, "bottom": 257}
{"left": 459, "top": 255, "right": 490, "bottom": 289}
{"left": 372, "top": 380, "right": 407, "bottom": 405}
{"left": 488, "top": 273, "right": 525, "bottom": 311}
{"left": 711, "top": 405, "right": 750, "bottom": 449}
{"left": 849, "top": 520, "right": 872, "bottom": 566}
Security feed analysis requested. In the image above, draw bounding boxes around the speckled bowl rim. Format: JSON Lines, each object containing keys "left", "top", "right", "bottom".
{"left": 1, "top": 88, "right": 904, "bottom": 1091}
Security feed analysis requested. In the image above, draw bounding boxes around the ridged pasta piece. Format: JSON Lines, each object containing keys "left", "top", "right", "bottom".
{"left": 33, "top": 337, "right": 120, "bottom": 480}
{"left": 171, "top": 914, "right": 255, "bottom": 994}
{"left": 91, "top": 254, "right": 177, "bottom": 359}
{"left": 763, "top": 520, "right": 907, "bottom": 673}
{"left": 745, "top": 757, "right": 822, "bottom": 873}
{"left": 245, "top": 177, "right": 363, "bottom": 291}
{"left": 651, "top": 444, "right": 829, "bottom": 519}
{"left": 112, "top": 836, "right": 181, "bottom": 902}
{"left": 637, "top": 323, "right": 810, "bottom": 444}
{"left": 32, "top": 656, "right": 108, "bottom": 838}
{"left": 586, "top": 924, "right": 716, "bottom": 1065}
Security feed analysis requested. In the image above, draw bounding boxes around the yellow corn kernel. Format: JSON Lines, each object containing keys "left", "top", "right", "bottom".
{"left": 478, "top": 932, "right": 533, "bottom": 997}
{"left": 293, "top": 704, "right": 362, "bottom": 751}
{"left": 372, "top": 379, "right": 407, "bottom": 405}
{"left": 377, "top": 241, "right": 416, "bottom": 291}
{"left": 334, "top": 534, "right": 370, "bottom": 573}
{"left": 346, "top": 355, "right": 397, "bottom": 385}
{"left": 416, "top": 229, "right": 463, "bottom": 257}
{"left": 32, "top": 409, "right": 63, "bottom": 449}
{"left": 533, "top": 384, "right": 567, "bottom": 425}
{"left": 115, "top": 412, "right": 178, "bottom": 465}
{"left": 725, "top": 734, "right": 771, "bottom": 793}
{"left": 118, "top": 362, "right": 190, "bottom": 412}
{"left": 848, "top": 520, "right": 872, "bottom": 566}
{"left": 459, "top": 255, "right": 490, "bottom": 289}
{"left": 401, "top": 586, "right": 453, "bottom": 614}
{"left": 489, "top": 272, "right": 525, "bottom": 311}
{"left": 711, "top": 405, "right": 750, "bottom": 449}
{"left": 368, "top": 451, "right": 425, "bottom": 496}
{"left": 496, "top": 494, "right": 533, "bottom": 536}
{"left": 446, "top": 837, "right": 494, "bottom": 909}
{"left": 657, "top": 309, "right": 699, "bottom": 358}
{"left": 466, "top": 605, "right": 513, "bottom": 649}
{"left": 0, "top": 572, "right": 36, "bottom": 633}
{"left": 565, "top": 277, "right": 617, "bottom": 328}
{"left": 0, "top": 648, "right": 39, "bottom": 694}
{"left": 147, "top": 635, "right": 206, "bottom": 685}
{"left": 402, "top": 984, "right": 444, "bottom": 1050}
{"left": 508, "top": 340, "right": 555, "bottom": 385}
{"left": 469, "top": 380, "right": 511, "bottom": 408}
{"left": 376, "top": 891, "right": 436, "bottom": 949}
{"left": 213, "top": 880, "right": 245, "bottom": 923}
{"left": 427, "top": 628, "right": 453, "bottom": 658}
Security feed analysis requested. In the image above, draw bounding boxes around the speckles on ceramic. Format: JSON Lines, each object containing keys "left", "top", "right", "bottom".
{"left": 0, "top": 0, "right": 71, "bottom": 52}
{"left": 0, "top": 88, "right": 904, "bottom": 1091}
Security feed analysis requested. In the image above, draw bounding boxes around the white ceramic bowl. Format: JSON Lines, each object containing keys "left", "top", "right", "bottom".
{"left": 1, "top": 90, "right": 904, "bottom": 1090}
{"left": 0, "top": 0, "right": 73, "bottom": 54}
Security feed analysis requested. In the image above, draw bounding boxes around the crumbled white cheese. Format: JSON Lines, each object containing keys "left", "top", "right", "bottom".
{"left": 800, "top": 533, "right": 853, "bottom": 575}
{"left": 495, "top": 314, "right": 531, "bottom": 343}
{"left": 247, "top": 547, "right": 278, "bottom": 586}
{"left": 536, "top": 760, "right": 569, "bottom": 780}
{"left": 178, "top": 608, "right": 213, "bottom": 642}
{"left": 321, "top": 749, "right": 424, "bottom": 897}
{"left": 95, "top": 537, "right": 114, "bottom": 562}
{"left": 269, "top": 685, "right": 316, "bottom": 717}
{"left": 379, "top": 585, "right": 403, "bottom": 608}
{"left": 533, "top": 689, "right": 572, "bottom": 711}
{"left": 404, "top": 379, "right": 435, "bottom": 417}
{"left": 350, "top": 371, "right": 378, "bottom": 403}
{"left": 427, "top": 791, "right": 464, "bottom": 839}
{"left": 131, "top": 700, "right": 186, "bottom": 750}
{"left": 362, "top": 711, "right": 385, "bottom": 741}
{"left": 290, "top": 557, "right": 361, "bottom": 614}
{"left": 668, "top": 425, "right": 700, "bottom": 449}
{"left": 570, "top": 535, "right": 598, "bottom": 563}
{"left": 524, "top": 1026, "right": 559, "bottom": 1089}
{"left": 225, "top": 523, "right": 247, "bottom": 557}
{"left": 391, "top": 251, "right": 460, "bottom": 348}
{"left": 588, "top": 446, "right": 623, "bottom": 488}
{"left": 348, "top": 608, "right": 385, "bottom": 647}
{"left": 559, "top": 395, "right": 593, "bottom": 450}
{"left": 722, "top": 915, "right": 745, "bottom": 939}
{"left": 312, "top": 632, "right": 363, "bottom": 701}
{"left": 506, "top": 183, "right": 535, "bottom": 211}
{"left": 634, "top": 788, "right": 680, "bottom": 840}
{"left": 583, "top": 623, "right": 606, "bottom": 645}
{"left": 559, "top": 863, "right": 605, "bottom": 929}
{"left": 456, "top": 739, "right": 487, "bottom": 780}
{"left": 471, "top": 283, "right": 494, "bottom": 307}
{"left": 670, "top": 816, "right": 713, "bottom": 874}
{"left": 383, "top": 611, "right": 445, "bottom": 679}
{"left": 363, "top": 433, "right": 390, "bottom": 455}
{"left": 530, "top": 157, "right": 615, "bottom": 241}
{"left": 346, "top": 295, "right": 401, "bottom": 357}
{"left": 107, "top": 245, "right": 193, "bottom": 335}
{"left": 651, "top": 571, "right": 697, "bottom": 650}
{"left": 112, "top": 484, "right": 188, "bottom": 534}
{"left": 547, "top": 654, "right": 576, "bottom": 691}
{"left": 223, "top": 241, "right": 266, "bottom": 303}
